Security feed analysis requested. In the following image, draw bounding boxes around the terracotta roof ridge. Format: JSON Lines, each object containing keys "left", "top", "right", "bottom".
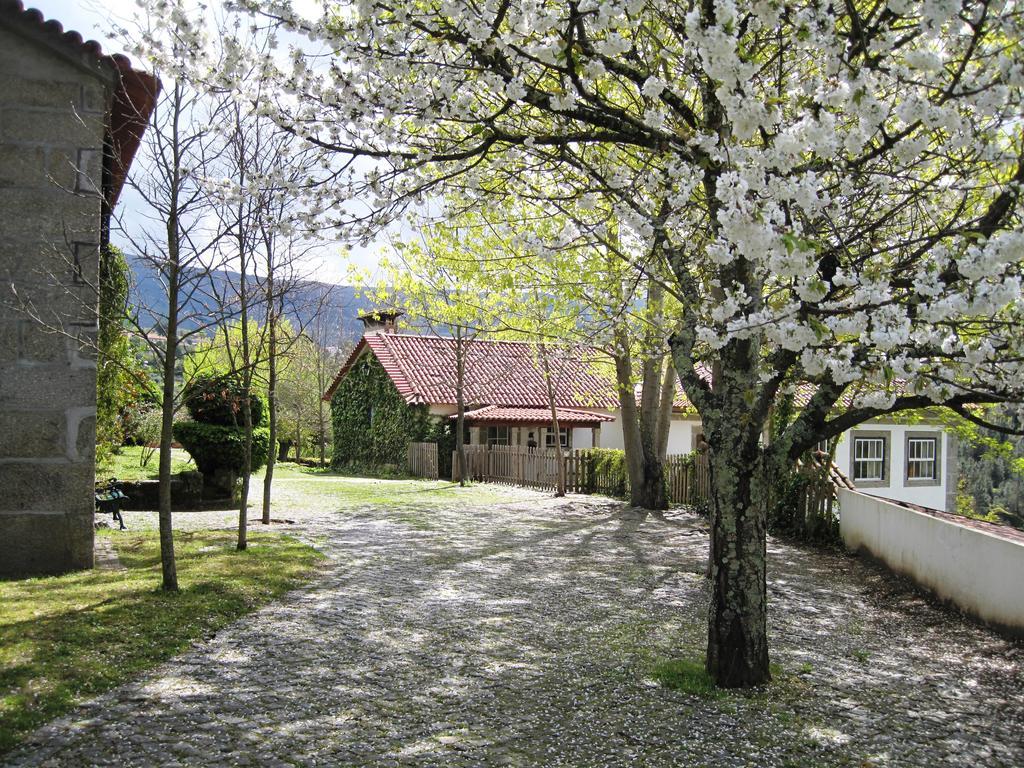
{"left": 370, "top": 333, "right": 421, "bottom": 402}
{"left": 390, "top": 332, "right": 599, "bottom": 351}
{"left": 1, "top": 1, "right": 146, "bottom": 75}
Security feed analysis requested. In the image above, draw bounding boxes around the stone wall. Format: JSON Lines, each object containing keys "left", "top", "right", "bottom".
{"left": 0, "top": 24, "right": 113, "bottom": 575}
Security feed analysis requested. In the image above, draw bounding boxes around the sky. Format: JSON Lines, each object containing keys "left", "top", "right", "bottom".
{"left": 30, "top": 0, "right": 389, "bottom": 285}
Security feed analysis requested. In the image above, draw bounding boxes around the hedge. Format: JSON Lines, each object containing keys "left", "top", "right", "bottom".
{"left": 173, "top": 422, "right": 271, "bottom": 475}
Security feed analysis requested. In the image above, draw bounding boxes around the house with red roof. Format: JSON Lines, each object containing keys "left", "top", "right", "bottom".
{"left": 325, "top": 310, "right": 960, "bottom": 512}
{"left": 322, "top": 312, "right": 625, "bottom": 467}
{"left": 0, "top": 2, "right": 158, "bottom": 575}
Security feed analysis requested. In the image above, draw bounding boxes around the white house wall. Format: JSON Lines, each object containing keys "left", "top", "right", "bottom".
{"left": 598, "top": 414, "right": 700, "bottom": 454}
{"left": 831, "top": 424, "right": 954, "bottom": 512}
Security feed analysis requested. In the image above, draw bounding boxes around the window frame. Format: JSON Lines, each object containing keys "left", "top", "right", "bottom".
{"left": 486, "top": 425, "right": 510, "bottom": 446}
{"left": 850, "top": 430, "right": 890, "bottom": 488}
{"left": 544, "top": 427, "right": 570, "bottom": 449}
{"left": 904, "top": 431, "right": 942, "bottom": 487}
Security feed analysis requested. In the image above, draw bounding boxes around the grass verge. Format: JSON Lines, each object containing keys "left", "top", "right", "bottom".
{"left": 0, "top": 529, "right": 322, "bottom": 755}
{"left": 650, "top": 657, "right": 721, "bottom": 697}
{"left": 96, "top": 446, "right": 194, "bottom": 482}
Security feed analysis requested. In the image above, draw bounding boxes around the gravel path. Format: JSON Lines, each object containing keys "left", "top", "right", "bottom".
{"left": 7, "top": 478, "right": 1023, "bottom": 767}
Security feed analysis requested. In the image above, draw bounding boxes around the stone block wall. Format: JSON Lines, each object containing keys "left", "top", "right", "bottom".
{"left": 0, "top": 24, "right": 113, "bottom": 575}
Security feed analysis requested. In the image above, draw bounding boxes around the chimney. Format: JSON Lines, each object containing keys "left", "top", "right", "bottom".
{"left": 359, "top": 308, "right": 404, "bottom": 335}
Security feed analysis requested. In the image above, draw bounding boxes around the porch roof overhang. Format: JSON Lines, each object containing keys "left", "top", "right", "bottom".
{"left": 453, "top": 406, "right": 614, "bottom": 426}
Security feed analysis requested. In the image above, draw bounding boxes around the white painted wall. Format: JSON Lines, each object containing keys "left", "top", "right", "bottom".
{"left": 599, "top": 414, "right": 700, "bottom": 454}
{"left": 839, "top": 488, "right": 1024, "bottom": 634}
{"left": 571, "top": 427, "right": 594, "bottom": 449}
{"left": 832, "top": 424, "right": 953, "bottom": 511}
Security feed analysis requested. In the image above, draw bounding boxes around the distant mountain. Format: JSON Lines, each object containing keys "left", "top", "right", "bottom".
{"left": 127, "top": 256, "right": 375, "bottom": 347}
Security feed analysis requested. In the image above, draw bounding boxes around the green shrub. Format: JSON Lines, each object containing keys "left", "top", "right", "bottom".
{"left": 182, "top": 375, "right": 265, "bottom": 428}
{"left": 173, "top": 422, "right": 271, "bottom": 475}
{"left": 583, "top": 448, "right": 629, "bottom": 498}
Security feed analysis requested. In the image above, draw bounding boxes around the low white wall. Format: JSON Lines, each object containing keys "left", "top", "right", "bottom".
{"left": 839, "top": 488, "right": 1024, "bottom": 634}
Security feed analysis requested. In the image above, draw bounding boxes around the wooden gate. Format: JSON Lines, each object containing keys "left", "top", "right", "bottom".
{"left": 407, "top": 442, "right": 439, "bottom": 480}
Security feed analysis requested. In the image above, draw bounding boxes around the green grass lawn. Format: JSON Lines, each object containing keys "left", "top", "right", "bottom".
{"left": 96, "top": 445, "right": 194, "bottom": 482}
{"left": 0, "top": 530, "right": 322, "bottom": 755}
{"left": 269, "top": 461, "right": 515, "bottom": 507}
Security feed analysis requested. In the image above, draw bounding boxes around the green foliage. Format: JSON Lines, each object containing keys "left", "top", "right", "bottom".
{"left": 96, "top": 245, "right": 156, "bottom": 459}
{"left": 330, "top": 352, "right": 440, "bottom": 468}
{"left": 183, "top": 321, "right": 270, "bottom": 387}
{"left": 946, "top": 405, "right": 1024, "bottom": 530}
{"left": 764, "top": 461, "right": 840, "bottom": 545}
{"left": 649, "top": 658, "right": 721, "bottom": 697}
{"left": 172, "top": 422, "right": 271, "bottom": 475}
{"left": 580, "top": 448, "right": 630, "bottom": 498}
{"left": 0, "top": 529, "right": 321, "bottom": 755}
{"left": 182, "top": 375, "right": 266, "bottom": 428}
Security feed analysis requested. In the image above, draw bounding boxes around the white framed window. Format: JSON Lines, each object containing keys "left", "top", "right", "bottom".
{"left": 545, "top": 427, "right": 570, "bottom": 449}
{"left": 851, "top": 433, "right": 889, "bottom": 487}
{"left": 905, "top": 432, "right": 942, "bottom": 486}
{"left": 906, "top": 438, "right": 936, "bottom": 479}
{"left": 486, "top": 426, "right": 509, "bottom": 446}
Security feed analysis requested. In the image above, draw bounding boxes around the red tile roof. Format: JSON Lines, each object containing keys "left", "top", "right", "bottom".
{"left": 0, "top": 1, "right": 160, "bottom": 207}
{"left": 454, "top": 406, "right": 615, "bottom": 425}
{"left": 324, "top": 332, "right": 906, "bottom": 417}
{"left": 324, "top": 333, "right": 621, "bottom": 409}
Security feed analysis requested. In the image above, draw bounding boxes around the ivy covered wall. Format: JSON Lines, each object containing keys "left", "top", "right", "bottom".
{"left": 331, "top": 351, "right": 445, "bottom": 468}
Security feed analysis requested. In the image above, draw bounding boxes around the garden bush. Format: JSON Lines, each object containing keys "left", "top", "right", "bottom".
{"left": 172, "top": 422, "right": 271, "bottom": 476}
{"left": 182, "top": 375, "right": 265, "bottom": 427}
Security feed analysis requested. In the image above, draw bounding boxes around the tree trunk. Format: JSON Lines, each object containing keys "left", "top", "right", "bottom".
{"left": 613, "top": 343, "right": 645, "bottom": 499}
{"left": 539, "top": 343, "right": 566, "bottom": 497}
{"left": 261, "top": 302, "right": 277, "bottom": 525}
{"left": 702, "top": 367, "right": 771, "bottom": 687}
{"left": 156, "top": 322, "right": 178, "bottom": 591}
{"left": 237, "top": 397, "right": 252, "bottom": 550}
{"left": 318, "top": 398, "right": 326, "bottom": 467}
{"left": 455, "top": 329, "right": 467, "bottom": 485}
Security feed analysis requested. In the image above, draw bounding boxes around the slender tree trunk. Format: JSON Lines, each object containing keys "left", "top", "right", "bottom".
{"left": 539, "top": 343, "right": 566, "bottom": 497}
{"left": 455, "top": 328, "right": 467, "bottom": 485}
{"left": 318, "top": 397, "right": 326, "bottom": 467}
{"left": 235, "top": 198, "right": 252, "bottom": 550}
{"left": 613, "top": 337, "right": 645, "bottom": 499}
{"left": 237, "top": 397, "right": 253, "bottom": 549}
{"left": 157, "top": 289, "right": 178, "bottom": 591}
{"left": 262, "top": 298, "right": 277, "bottom": 525}
{"left": 155, "top": 87, "right": 185, "bottom": 593}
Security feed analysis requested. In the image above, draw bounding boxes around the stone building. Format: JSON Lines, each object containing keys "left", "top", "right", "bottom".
{"left": 0, "top": 2, "right": 157, "bottom": 575}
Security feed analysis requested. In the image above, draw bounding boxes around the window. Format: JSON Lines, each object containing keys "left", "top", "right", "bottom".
{"left": 851, "top": 432, "right": 889, "bottom": 486}
{"left": 72, "top": 242, "right": 96, "bottom": 285}
{"left": 545, "top": 427, "right": 570, "bottom": 449}
{"left": 75, "top": 148, "right": 101, "bottom": 194}
{"left": 905, "top": 432, "right": 942, "bottom": 486}
{"left": 906, "top": 439, "right": 936, "bottom": 479}
{"left": 814, "top": 437, "right": 836, "bottom": 456}
{"left": 486, "top": 426, "right": 509, "bottom": 446}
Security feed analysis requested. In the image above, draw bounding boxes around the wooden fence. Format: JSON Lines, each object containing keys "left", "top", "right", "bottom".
{"left": 407, "top": 442, "right": 439, "bottom": 480}
{"left": 775, "top": 454, "right": 852, "bottom": 541}
{"left": 451, "top": 445, "right": 713, "bottom": 506}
